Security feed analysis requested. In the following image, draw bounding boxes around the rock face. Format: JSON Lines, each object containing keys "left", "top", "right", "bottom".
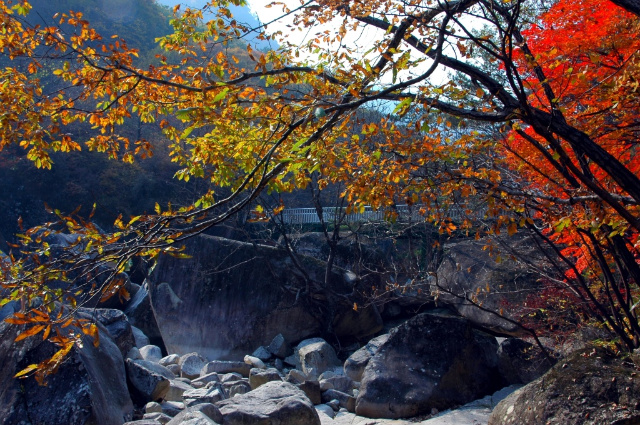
{"left": 489, "top": 346, "right": 640, "bottom": 425}
{"left": 124, "top": 282, "right": 164, "bottom": 349}
{"left": 497, "top": 338, "right": 556, "bottom": 385}
{"left": 147, "top": 235, "right": 382, "bottom": 359}
{"left": 432, "top": 234, "right": 548, "bottom": 335}
{"left": 0, "top": 320, "right": 134, "bottom": 425}
{"left": 216, "top": 381, "right": 320, "bottom": 425}
{"left": 355, "top": 313, "right": 501, "bottom": 419}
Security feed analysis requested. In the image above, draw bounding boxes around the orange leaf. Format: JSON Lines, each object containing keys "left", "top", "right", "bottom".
{"left": 15, "top": 325, "right": 45, "bottom": 342}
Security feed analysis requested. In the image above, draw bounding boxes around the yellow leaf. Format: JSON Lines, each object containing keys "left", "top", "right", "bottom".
{"left": 15, "top": 363, "right": 39, "bottom": 379}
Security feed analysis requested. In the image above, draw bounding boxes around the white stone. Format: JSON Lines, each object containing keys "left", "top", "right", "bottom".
{"left": 243, "top": 354, "right": 266, "bottom": 369}
{"left": 140, "top": 345, "right": 163, "bottom": 363}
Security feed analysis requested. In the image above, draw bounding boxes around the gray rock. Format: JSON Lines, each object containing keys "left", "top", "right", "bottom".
{"left": 321, "top": 389, "right": 356, "bottom": 412}
{"left": 143, "top": 412, "right": 173, "bottom": 424}
{"left": 126, "top": 358, "right": 175, "bottom": 403}
{"left": 249, "top": 367, "right": 282, "bottom": 390}
{"left": 267, "top": 333, "right": 291, "bottom": 359}
{"left": 183, "top": 387, "right": 226, "bottom": 407}
{"left": 252, "top": 346, "right": 272, "bottom": 361}
{"left": 167, "top": 411, "right": 217, "bottom": 424}
{"left": 160, "top": 354, "right": 181, "bottom": 367}
{"left": 167, "top": 364, "right": 181, "bottom": 376}
{"left": 320, "top": 376, "right": 353, "bottom": 393}
{"left": 165, "top": 379, "right": 195, "bottom": 402}
{"left": 125, "top": 282, "right": 164, "bottom": 352}
{"left": 127, "top": 347, "right": 143, "bottom": 360}
{"left": 216, "top": 381, "right": 320, "bottom": 425}
{"left": 201, "top": 360, "right": 251, "bottom": 377}
{"left": 326, "top": 399, "right": 340, "bottom": 411}
{"left": 90, "top": 308, "right": 136, "bottom": 359}
{"left": 146, "top": 402, "right": 163, "bottom": 414}
{"left": 296, "top": 338, "right": 341, "bottom": 379}
{"left": 285, "top": 369, "right": 307, "bottom": 384}
{"left": 355, "top": 313, "right": 501, "bottom": 419}
{"left": 283, "top": 354, "right": 298, "bottom": 368}
{"left": 274, "top": 358, "right": 284, "bottom": 370}
{"left": 166, "top": 403, "right": 222, "bottom": 425}
{"left": 192, "top": 372, "right": 220, "bottom": 386}
{"left": 343, "top": 334, "right": 389, "bottom": 382}
{"left": 124, "top": 421, "right": 162, "bottom": 425}
{"left": 489, "top": 346, "right": 640, "bottom": 425}
{"left": 0, "top": 319, "right": 134, "bottom": 425}
{"left": 161, "top": 401, "right": 184, "bottom": 417}
{"left": 132, "top": 325, "right": 151, "bottom": 348}
{"left": 318, "top": 369, "right": 343, "bottom": 380}
{"left": 227, "top": 380, "right": 252, "bottom": 397}
{"left": 315, "top": 404, "right": 335, "bottom": 418}
{"left": 180, "top": 353, "right": 208, "bottom": 379}
{"left": 220, "top": 372, "right": 243, "bottom": 383}
{"left": 297, "top": 380, "right": 322, "bottom": 405}
{"left": 140, "top": 345, "right": 164, "bottom": 363}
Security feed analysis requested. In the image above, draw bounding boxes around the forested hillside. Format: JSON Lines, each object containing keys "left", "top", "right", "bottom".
{"left": 0, "top": 0, "right": 254, "bottom": 247}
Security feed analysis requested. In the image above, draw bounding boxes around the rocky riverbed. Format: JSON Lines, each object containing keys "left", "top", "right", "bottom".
{"left": 3, "top": 234, "right": 640, "bottom": 424}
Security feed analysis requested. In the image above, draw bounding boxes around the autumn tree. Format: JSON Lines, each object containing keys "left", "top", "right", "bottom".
{"left": 1, "top": 0, "right": 640, "bottom": 379}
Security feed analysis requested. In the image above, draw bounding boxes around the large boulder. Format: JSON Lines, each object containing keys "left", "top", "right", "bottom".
{"left": 179, "top": 352, "right": 208, "bottom": 379}
{"left": 355, "top": 313, "right": 501, "bottom": 419}
{"left": 489, "top": 346, "right": 640, "bottom": 425}
{"left": 215, "top": 381, "right": 320, "bottom": 425}
{"left": 343, "top": 334, "right": 389, "bottom": 382}
{"left": 87, "top": 308, "right": 136, "bottom": 359}
{"left": 0, "top": 319, "right": 134, "bottom": 425}
{"left": 126, "top": 358, "right": 175, "bottom": 404}
{"left": 296, "top": 338, "right": 342, "bottom": 379}
{"left": 147, "top": 235, "right": 382, "bottom": 359}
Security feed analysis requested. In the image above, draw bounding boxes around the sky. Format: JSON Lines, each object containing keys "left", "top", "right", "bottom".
{"left": 156, "top": 0, "right": 275, "bottom": 49}
{"left": 155, "top": 0, "right": 383, "bottom": 59}
{"left": 154, "top": 0, "right": 451, "bottom": 84}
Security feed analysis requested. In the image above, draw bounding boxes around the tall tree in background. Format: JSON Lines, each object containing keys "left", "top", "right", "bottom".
{"left": 0, "top": 0, "right": 639, "bottom": 380}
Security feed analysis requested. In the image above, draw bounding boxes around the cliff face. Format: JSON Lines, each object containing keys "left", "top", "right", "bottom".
{"left": 147, "top": 234, "right": 383, "bottom": 360}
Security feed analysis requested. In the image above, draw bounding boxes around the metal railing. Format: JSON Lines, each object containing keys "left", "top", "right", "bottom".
{"left": 277, "top": 204, "right": 477, "bottom": 225}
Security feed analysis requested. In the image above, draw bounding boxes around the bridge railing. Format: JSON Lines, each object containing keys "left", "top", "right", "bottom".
{"left": 276, "top": 204, "right": 482, "bottom": 225}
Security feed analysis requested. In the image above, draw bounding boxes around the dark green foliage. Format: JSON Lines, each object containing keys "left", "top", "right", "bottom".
{"left": 26, "top": 0, "right": 173, "bottom": 55}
